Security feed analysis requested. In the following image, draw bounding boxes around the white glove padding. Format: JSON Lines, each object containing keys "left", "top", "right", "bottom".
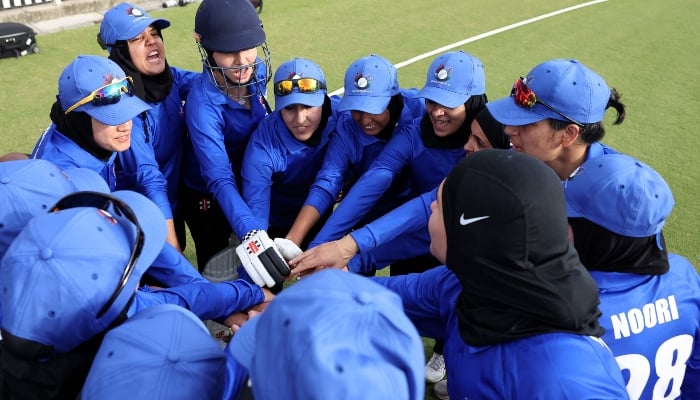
{"left": 273, "top": 238, "right": 303, "bottom": 260}
{"left": 235, "top": 230, "right": 290, "bottom": 287}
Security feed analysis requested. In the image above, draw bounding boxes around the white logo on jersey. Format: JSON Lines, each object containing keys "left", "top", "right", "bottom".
{"left": 459, "top": 214, "right": 489, "bottom": 226}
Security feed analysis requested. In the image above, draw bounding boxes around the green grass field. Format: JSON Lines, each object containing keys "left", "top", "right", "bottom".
{"left": 1, "top": 0, "right": 698, "bottom": 397}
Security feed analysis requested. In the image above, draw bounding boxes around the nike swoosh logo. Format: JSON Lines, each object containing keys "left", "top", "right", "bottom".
{"left": 459, "top": 215, "right": 490, "bottom": 226}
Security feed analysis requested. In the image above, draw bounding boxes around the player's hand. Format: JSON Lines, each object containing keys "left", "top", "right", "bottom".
{"left": 273, "top": 237, "right": 303, "bottom": 260}
{"left": 236, "top": 230, "right": 291, "bottom": 287}
{"left": 288, "top": 235, "right": 358, "bottom": 279}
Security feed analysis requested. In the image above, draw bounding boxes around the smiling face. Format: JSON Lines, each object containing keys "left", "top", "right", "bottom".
{"left": 127, "top": 26, "right": 167, "bottom": 76}
{"left": 281, "top": 104, "right": 323, "bottom": 141}
{"left": 350, "top": 108, "right": 392, "bottom": 136}
{"left": 425, "top": 99, "right": 466, "bottom": 137}
{"left": 91, "top": 118, "right": 132, "bottom": 152}
{"left": 428, "top": 179, "right": 448, "bottom": 264}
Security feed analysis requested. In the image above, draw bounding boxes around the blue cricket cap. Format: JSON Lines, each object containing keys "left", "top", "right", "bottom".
{"left": 81, "top": 304, "right": 226, "bottom": 399}
{"left": 273, "top": 57, "right": 326, "bottom": 110}
{"left": 58, "top": 55, "right": 150, "bottom": 125}
{"left": 230, "top": 269, "right": 425, "bottom": 400}
{"left": 487, "top": 59, "right": 611, "bottom": 126}
{"left": 415, "top": 50, "right": 486, "bottom": 108}
{"left": 565, "top": 154, "right": 674, "bottom": 237}
{"left": 0, "top": 190, "right": 166, "bottom": 354}
{"left": 99, "top": 2, "right": 170, "bottom": 51}
{"left": 338, "top": 54, "right": 400, "bottom": 114}
{"left": 0, "top": 159, "right": 109, "bottom": 256}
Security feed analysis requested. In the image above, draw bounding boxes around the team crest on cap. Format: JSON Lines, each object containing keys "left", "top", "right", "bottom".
{"left": 286, "top": 72, "right": 302, "bottom": 79}
{"left": 354, "top": 72, "right": 371, "bottom": 90}
{"left": 126, "top": 7, "right": 145, "bottom": 18}
{"left": 434, "top": 64, "right": 452, "bottom": 81}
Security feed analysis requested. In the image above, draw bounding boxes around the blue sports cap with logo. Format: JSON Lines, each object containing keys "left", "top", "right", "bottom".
{"left": 415, "top": 50, "right": 486, "bottom": 108}
{"left": 565, "top": 153, "right": 674, "bottom": 238}
{"left": 487, "top": 59, "right": 611, "bottom": 126}
{"left": 0, "top": 190, "right": 166, "bottom": 354}
{"left": 338, "top": 54, "right": 400, "bottom": 114}
{"left": 99, "top": 2, "right": 170, "bottom": 51}
{"left": 0, "top": 159, "right": 109, "bottom": 256}
{"left": 81, "top": 304, "right": 226, "bottom": 399}
{"left": 273, "top": 57, "right": 327, "bottom": 110}
{"left": 58, "top": 55, "right": 150, "bottom": 126}
{"left": 230, "top": 269, "right": 425, "bottom": 400}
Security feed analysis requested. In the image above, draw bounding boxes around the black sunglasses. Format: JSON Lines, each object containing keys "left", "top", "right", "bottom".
{"left": 51, "top": 191, "right": 144, "bottom": 319}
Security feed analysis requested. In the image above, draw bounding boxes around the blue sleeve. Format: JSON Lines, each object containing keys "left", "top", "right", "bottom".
{"left": 240, "top": 118, "right": 283, "bottom": 228}
{"left": 146, "top": 243, "right": 209, "bottom": 286}
{"left": 133, "top": 280, "right": 264, "bottom": 321}
{"left": 117, "top": 120, "right": 173, "bottom": 219}
{"left": 171, "top": 67, "right": 198, "bottom": 99}
{"left": 303, "top": 125, "right": 356, "bottom": 216}
{"left": 371, "top": 266, "right": 456, "bottom": 339}
{"left": 223, "top": 347, "right": 249, "bottom": 400}
{"left": 350, "top": 188, "right": 435, "bottom": 251}
{"left": 310, "top": 126, "right": 415, "bottom": 246}
{"left": 185, "top": 93, "right": 264, "bottom": 238}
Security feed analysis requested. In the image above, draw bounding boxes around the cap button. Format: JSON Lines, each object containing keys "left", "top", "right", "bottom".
{"left": 167, "top": 351, "right": 180, "bottom": 363}
{"left": 356, "top": 291, "right": 372, "bottom": 305}
{"left": 0, "top": 177, "right": 9, "bottom": 184}
{"left": 40, "top": 248, "right": 53, "bottom": 260}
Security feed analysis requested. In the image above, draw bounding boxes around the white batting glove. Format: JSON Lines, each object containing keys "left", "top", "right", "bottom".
{"left": 236, "top": 230, "right": 291, "bottom": 287}
{"left": 273, "top": 238, "right": 303, "bottom": 260}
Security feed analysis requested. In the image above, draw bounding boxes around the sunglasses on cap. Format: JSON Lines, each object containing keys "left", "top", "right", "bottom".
{"left": 273, "top": 77, "right": 326, "bottom": 97}
{"left": 511, "top": 77, "right": 583, "bottom": 127}
{"left": 64, "top": 76, "right": 136, "bottom": 115}
{"left": 51, "top": 191, "right": 144, "bottom": 319}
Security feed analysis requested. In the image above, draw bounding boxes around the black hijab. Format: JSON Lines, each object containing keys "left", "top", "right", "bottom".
{"left": 441, "top": 150, "right": 604, "bottom": 346}
{"left": 108, "top": 37, "right": 173, "bottom": 103}
{"left": 475, "top": 107, "right": 510, "bottom": 150}
{"left": 421, "top": 94, "right": 487, "bottom": 149}
{"left": 49, "top": 100, "right": 112, "bottom": 161}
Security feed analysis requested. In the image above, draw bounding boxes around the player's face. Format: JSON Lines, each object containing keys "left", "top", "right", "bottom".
{"left": 350, "top": 109, "right": 391, "bottom": 136}
{"left": 426, "top": 99, "right": 466, "bottom": 138}
{"left": 504, "top": 120, "right": 565, "bottom": 163}
{"left": 91, "top": 118, "right": 132, "bottom": 152}
{"left": 213, "top": 48, "right": 258, "bottom": 85}
{"left": 127, "top": 26, "right": 166, "bottom": 76}
{"left": 428, "top": 180, "right": 447, "bottom": 264}
{"left": 281, "top": 104, "right": 323, "bottom": 142}
{"left": 464, "top": 118, "right": 494, "bottom": 155}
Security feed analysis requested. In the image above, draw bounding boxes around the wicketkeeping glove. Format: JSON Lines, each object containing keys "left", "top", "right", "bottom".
{"left": 236, "top": 230, "right": 291, "bottom": 287}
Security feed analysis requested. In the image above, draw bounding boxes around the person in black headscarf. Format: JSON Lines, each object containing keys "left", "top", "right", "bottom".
{"left": 97, "top": 2, "right": 200, "bottom": 251}
{"left": 370, "top": 149, "right": 629, "bottom": 399}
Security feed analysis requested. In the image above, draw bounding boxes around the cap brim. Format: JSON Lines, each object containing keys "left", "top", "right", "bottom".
{"left": 275, "top": 92, "right": 325, "bottom": 110}
{"left": 110, "top": 190, "right": 167, "bottom": 279}
{"left": 337, "top": 95, "right": 389, "bottom": 114}
{"left": 82, "top": 95, "right": 151, "bottom": 126}
{"left": 61, "top": 168, "right": 110, "bottom": 193}
{"left": 228, "top": 313, "right": 260, "bottom": 369}
{"left": 486, "top": 97, "right": 550, "bottom": 126}
{"left": 414, "top": 86, "right": 467, "bottom": 109}
{"left": 125, "top": 18, "right": 170, "bottom": 41}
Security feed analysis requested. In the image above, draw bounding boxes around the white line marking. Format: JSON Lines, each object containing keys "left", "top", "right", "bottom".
{"left": 329, "top": 0, "right": 608, "bottom": 96}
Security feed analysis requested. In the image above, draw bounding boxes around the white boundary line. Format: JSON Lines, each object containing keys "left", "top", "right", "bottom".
{"left": 329, "top": 0, "right": 608, "bottom": 96}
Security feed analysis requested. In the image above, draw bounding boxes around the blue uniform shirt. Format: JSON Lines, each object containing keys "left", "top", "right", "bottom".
{"left": 32, "top": 126, "right": 119, "bottom": 190}
{"left": 182, "top": 62, "right": 269, "bottom": 238}
{"left": 311, "top": 116, "right": 465, "bottom": 247}
{"left": 241, "top": 102, "right": 338, "bottom": 229}
{"left": 118, "top": 67, "right": 198, "bottom": 213}
{"left": 591, "top": 254, "right": 700, "bottom": 399}
{"left": 373, "top": 266, "right": 630, "bottom": 399}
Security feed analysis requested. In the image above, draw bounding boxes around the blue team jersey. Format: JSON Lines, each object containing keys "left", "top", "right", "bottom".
{"left": 32, "top": 125, "right": 119, "bottom": 190}
{"left": 591, "top": 254, "right": 700, "bottom": 400}
{"left": 310, "top": 116, "right": 465, "bottom": 246}
{"left": 182, "top": 62, "right": 269, "bottom": 238}
{"left": 241, "top": 103, "right": 338, "bottom": 228}
{"left": 373, "top": 266, "right": 630, "bottom": 399}
{"left": 117, "top": 67, "right": 198, "bottom": 212}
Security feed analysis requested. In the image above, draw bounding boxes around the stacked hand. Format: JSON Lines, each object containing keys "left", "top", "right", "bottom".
{"left": 236, "top": 230, "right": 302, "bottom": 287}
{"left": 288, "top": 235, "right": 358, "bottom": 278}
